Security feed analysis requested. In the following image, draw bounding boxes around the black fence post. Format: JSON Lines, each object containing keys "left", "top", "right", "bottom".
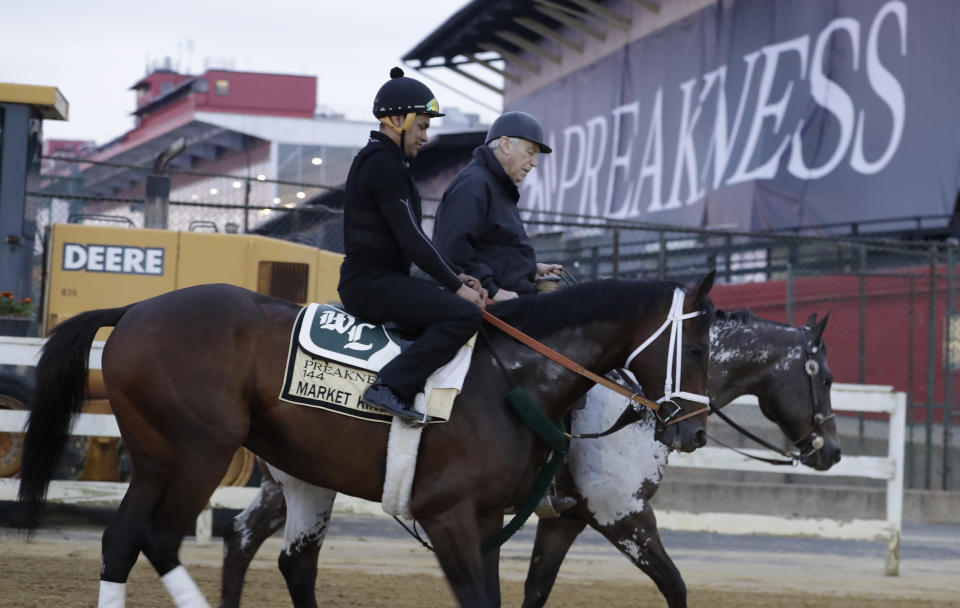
{"left": 657, "top": 231, "right": 666, "bottom": 280}
{"left": 907, "top": 275, "right": 916, "bottom": 488}
{"left": 944, "top": 243, "right": 955, "bottom": 490}
{"left": 612, "top": 228, "right": 620, "bottom": 278}
{"left": 858, "top": 244, "right": 868, "bottom": 445}
{"left": 724, "top": 233, "right": 733, "bottom": 283}
{"left": 243, "top": 177, "right": 252, "bottom": 234}
{"left": 925, "top": 244, "right": 938, "bottom": 490}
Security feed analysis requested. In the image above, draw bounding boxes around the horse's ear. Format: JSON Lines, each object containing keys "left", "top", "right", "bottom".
{"left": 804, "top": 313, "right": 818, "bottom": 327}
{"left": 688, "top": 269, "right": 716, "bottom": 306}
{"left": 808, "top": 312, "right": 830, "bottom": 344}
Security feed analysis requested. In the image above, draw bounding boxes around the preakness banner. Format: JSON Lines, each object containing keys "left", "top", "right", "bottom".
{"left": 510, "top": 0, "right": 960, "bottom": 232}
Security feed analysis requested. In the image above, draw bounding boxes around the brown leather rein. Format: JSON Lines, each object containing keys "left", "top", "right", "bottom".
{"left": 480, "top": 308, "right": 709, "bottom": 427}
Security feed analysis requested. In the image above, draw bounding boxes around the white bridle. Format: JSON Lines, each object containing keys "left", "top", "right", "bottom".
{"left": 622, "top": 288, "right": 711, "bottom": 408}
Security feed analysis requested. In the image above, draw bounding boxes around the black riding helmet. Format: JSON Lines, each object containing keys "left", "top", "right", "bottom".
{"left": 485, "top": 111, "right": 552, "bottom": 153}
{"left": 373, "top": 67, "right": 443, "bottom": 159}
{"left": 373, "top": 67, "right": 444, "bottom": 119}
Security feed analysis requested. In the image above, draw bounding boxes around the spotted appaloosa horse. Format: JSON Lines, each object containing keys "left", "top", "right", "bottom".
{"left": 18, "top": 274, "right": 714, "bottom": 608}
{"left": 218, "top": 310, "right": 837, "bottom": 608}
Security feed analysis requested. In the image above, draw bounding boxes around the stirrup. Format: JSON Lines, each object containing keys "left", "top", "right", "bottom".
{"left": 534, "top": 495, "right": 578, "bottom": 519}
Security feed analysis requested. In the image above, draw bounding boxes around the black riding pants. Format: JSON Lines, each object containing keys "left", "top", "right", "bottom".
{"left": 338, "top": 274, "right": 482, "bottom": 400}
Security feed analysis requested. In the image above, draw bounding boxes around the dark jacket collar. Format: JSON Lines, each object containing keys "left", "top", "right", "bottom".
{"left": 474, "top": 145, "right": 519, "bottom": 202}
{"left": 368, "top": 130, "right": 407, "bottom": 165}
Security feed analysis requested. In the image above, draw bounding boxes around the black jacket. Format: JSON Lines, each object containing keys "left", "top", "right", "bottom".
{"left": 433, "top": 145, "right": 537, "bottom": 297}
{"left": 339, "top": 131, "right": 462, "bottom": 292}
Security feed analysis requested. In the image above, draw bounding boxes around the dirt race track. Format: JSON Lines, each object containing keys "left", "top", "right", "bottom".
{"left": 1, "top": 513, "right": 957, "bottom": 608}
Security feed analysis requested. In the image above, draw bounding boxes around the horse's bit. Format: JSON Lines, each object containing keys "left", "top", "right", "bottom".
{"left": 622, "top": 288, "right": 711, "bottom": 426}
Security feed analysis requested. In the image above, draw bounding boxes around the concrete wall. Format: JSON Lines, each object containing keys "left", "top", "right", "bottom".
{"left": 653, "top": 479, "right": 960, "bottom": 525}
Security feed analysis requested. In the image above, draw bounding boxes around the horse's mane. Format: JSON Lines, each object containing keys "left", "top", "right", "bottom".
{"left": 488, "top": 279, "right": 686, "bottom": 339}
{"left": 715, "top": 308, "right": 793, "bottom": 330}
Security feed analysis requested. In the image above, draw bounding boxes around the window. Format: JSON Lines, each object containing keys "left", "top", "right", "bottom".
{"left": 215, "top": 79, "right": 230, "bottom": 96}
{"left": 192, "top": 79, "right": 209, "bottom": 93}
{"left": 258, "top": 261, "right": 309, "bottom": 303}
{"left": 161, "top": 82, "right": 172, "bottom": 93}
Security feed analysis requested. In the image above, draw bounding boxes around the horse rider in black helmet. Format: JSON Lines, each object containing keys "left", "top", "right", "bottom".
{"left": 338, "top": 67, "right": 486, "bottom": 422}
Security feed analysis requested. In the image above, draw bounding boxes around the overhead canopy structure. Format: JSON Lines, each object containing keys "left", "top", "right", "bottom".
{"left": 68, "top": 122, "right": 256, "bottom": 198}
{"left": 402, "top": 0, "right": 660, "bottom": 93}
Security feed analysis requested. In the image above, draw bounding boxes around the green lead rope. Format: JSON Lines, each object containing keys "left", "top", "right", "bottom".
{"left": 482, "top": 386, "right": 569, "bottom": 554}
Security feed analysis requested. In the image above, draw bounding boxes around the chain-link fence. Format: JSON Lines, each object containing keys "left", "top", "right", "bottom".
{"left": 22, "top": 156, "right": 960, "bottom": 491}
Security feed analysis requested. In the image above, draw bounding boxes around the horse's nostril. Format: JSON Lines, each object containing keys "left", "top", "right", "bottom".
{"left": 693, "top": 429, "right": 707, "bottom": 448}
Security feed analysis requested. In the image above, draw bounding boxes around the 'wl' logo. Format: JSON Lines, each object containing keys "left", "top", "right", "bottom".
{"left": 317, "top": 310, "right": 376, "bottom": 351}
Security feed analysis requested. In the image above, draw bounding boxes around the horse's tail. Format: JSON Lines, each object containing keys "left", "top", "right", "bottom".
{"left": 17, "top": 305, "right": 131, "bottom": 534}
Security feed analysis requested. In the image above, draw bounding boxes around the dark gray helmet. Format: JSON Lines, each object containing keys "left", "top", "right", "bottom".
{"left": 485, "top": 111, "right": 552, "bottom": 153}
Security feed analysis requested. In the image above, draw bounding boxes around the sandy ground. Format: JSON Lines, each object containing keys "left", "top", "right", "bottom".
{"left": 1, "top": 514, "right": 957, "bottom": 608}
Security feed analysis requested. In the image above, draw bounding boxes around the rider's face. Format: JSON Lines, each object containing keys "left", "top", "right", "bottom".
{"left": 498, "top": 137, "right": 540, "bottom": 184}
{"left": 404, "top": 115, "right": 431, "bottom": 158}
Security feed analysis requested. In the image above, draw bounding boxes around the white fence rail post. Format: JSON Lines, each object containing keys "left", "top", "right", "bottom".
{"left": 666, "top": 383, "right": 905, "bottom": 575}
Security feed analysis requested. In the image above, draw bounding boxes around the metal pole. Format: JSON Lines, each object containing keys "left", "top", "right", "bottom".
{"left": 657, "top": 231, "right": 666, "bottom": 280}
{"left": 858, "top": 245, "right": 868, "bottom": 444}
{"left": 944, "top": 244, "right": 955, "bottom": 490}
{"left": 144, "top": 137, "right": 185, "bottom": 230}
{"left": 612, "top": 228, "right": 620, "bottom": 278}
{"left": 785, "top": 244, "right": 795, "bottom": 327}
{"left": 725, "top": 234, "right": 732, "bottom": 282}
{"left": 243, "top": 178, "right": 252, "bottom": 233}
{"left": 925, "top": 245, "right": 937, "bottom": 490}
{"left": 907, "top": 275, "right": 916, "bottom": 488}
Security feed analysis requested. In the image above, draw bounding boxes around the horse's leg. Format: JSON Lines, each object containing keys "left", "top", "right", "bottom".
{"left": 521, "top": 515, "right": 588, "bottom": 608}
{"left": 99, "top": 479, "right": 163, "bottom": 607}
{"left": 274, "top": 471, "right": 337, "bottom": 608}
{"left": 219, "top": 461, "right": 287, "bottom": 608}
{"left": 420, "top": 505, "right": 502, "bottom": 608}
{"left": 595, "top": 506, "right": 686, "bottom": 608}
{"left": 137, "top": 453, "right": 237, "bottom": 608}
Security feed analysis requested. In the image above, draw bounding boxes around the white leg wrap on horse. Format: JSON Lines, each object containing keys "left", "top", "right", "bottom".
{"left": 161, "top": 565, "right": 210, "bottom": 608}
{"left": 98, "top": 580, "right": 126, "bottom": 608}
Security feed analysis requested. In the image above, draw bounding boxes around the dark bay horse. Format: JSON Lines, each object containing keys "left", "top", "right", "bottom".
{"left": 217, "top": 310, "right": 838, "bottom": 608}
{"left": 18, "top": 274, "right": 715, "bottom": 608}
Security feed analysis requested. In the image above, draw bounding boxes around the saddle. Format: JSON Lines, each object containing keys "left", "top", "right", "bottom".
{"left": 279, "top": 303, "right": 472, "bottom": 424}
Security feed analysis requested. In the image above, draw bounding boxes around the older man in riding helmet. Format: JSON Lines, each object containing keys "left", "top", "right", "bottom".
{"left": 433, "top": 111, "right": 574, "bottom": 517}
{"left": 433, "top": 111, "right": 562, "bottom": 302}
{"left": 338, "top": 67, "right": 486, "bottom": 422}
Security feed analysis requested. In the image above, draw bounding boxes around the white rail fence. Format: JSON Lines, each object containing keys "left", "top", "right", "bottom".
{"left": 1, "top": 337, "right": 904, "bottom": 574}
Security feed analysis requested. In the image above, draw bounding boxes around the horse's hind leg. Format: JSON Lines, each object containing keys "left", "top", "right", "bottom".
{"left": 273, "top": 470, "right": 337, "bottom": 608}
{"left": 597, "top": 506, "right": 686, "bottom": 608}
{"left": 138, "top": 454, "right": 237, "bottom": 607}
{"left": 521, "top": 515, "right": 588, "bottom": 608}
{"left": 220, "top": 461, "right": 287, "bottom": 608}
{"left": 99, "top": 479, "right": 163, "bottom": 607}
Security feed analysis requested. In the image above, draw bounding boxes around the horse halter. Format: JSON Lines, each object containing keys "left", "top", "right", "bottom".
{"left": 623, "top": 288, "right": 710, "bottom": 425}
{"left": 788, "top": 331, "right": 835, "bottom": 456}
